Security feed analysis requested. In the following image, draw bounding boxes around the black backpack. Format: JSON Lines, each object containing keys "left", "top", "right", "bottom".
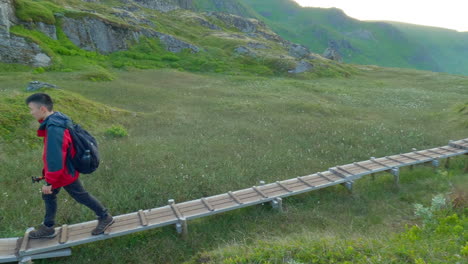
{"left": 66, "top": 122, "right": 100, "bottom": 174}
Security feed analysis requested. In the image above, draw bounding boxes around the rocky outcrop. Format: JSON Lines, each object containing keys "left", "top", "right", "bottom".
{"left": 21, "top": 21, "right": 58, "bottom": 40}
{"left": 0, "top": 34, "right": 52, "bottom": 66}
{"left": 26, "top": 81, "right": 58, "bottom": 91}
{"left": 61, "top": 15, "right": 199, "bottom": 54}
{"left": 234, "top": 46, "right": 255, "bottom": 56}
{"left": 288, "top": 60, "right": 313, "bottom": 74}
{"left": 287, "top": 43, "right": 310, "bottom": 58}
{"left": 247, "top": 42, "right": 269, "bottom": 49}
{"left": 208, "top": 12, "right": 289, "bottom": 44}
{"left": 61, "top": 16, "right": 140, "bottom": 53}
{"left": 322, "top": 47, "right": 342, "bottom": 62}
{"left": 132, "top": 0, "right": 179, "bottom": 12}
{"left": 131, "top": 0, "right": 192, "bottom": 12}
{"left": 207, "top": 12, "right": 259, "bottom": 33}
{"left": 0, "top": 0, "right": 52, "bottom": 67}
{"left": 192, "top": 0, "right": 251, "bottom": 17}
{"left": 344, "top": 29, "right": 375, "bottom": 41}
{"left": 196, "top": 17, "right": 221, "bottom": 30}
{"left": 110, "top": 8, "right": 155, "bottom": 27}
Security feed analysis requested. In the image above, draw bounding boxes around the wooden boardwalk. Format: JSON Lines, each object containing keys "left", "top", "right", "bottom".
{"left": 1, "top": 138, "right": 467, "bottom": 263}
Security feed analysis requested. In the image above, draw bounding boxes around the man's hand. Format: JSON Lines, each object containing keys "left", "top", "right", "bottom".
{"left": 42, "top": 185, "right": 53, "bottom": 194}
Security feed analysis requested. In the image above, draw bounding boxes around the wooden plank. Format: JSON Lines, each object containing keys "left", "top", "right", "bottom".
{"left": 228, "top": 191, "right": 243, "bottom": 204}
{"left": 336, "top": 164, "right": 366, "bottom": 174}
{"left": 201, "top": 198, "right": 215, "bottom": 211}
{"left": 353, "top": 162, "right": 372, "bottom": 171}
{"left": 426, "top": 149, "right": 444, "bottom": 156}
{"left": 401, "top": 153, "right": 422, "bottom": 160}
{"left": 276, "top": 181, "right": 293, "bottom": 192}
{"left": 177, "top": 201, "right": 206, "bottom": 213}
{"left": 336, "top": 166, "right": 354, "bottom": 176}
{"left": 146, "top": 214, "right": 179, "bottom": 226}
{"left": 59, "top": 225, "right": 68, "bottom": 244}
{"left": 170, "top": 204, "right": 183, "bottom": 220}
{"left": 369, "top": 158, "right": 391, "bottom": 168}
{"left": 207, "top": 199, "right": 238, "bottom": 210}
{"left": 145, "top": 207, "right": 174, "bottom": 219}
{"left": 209, "top": 196, "right": 235, "bottom": 207}
{"left": 138, "top": 210, "right": 148, "bottom": 226}
{"left": 317, "top": 172, "right": 334, "bottom": 182}
{"left": 234, "top": 189, "right": 261, "bottom": 203}
{"left": 252, "top": 186, "right": 268, "bottom": 198}
{"left": 19, "top": 229, "right": 31, "bottom": 254}
{"left": 439, "top": 146, "right": 460, "bottom": 153}
{"left": 328, "top": 168, "right": 346, "bottom": 178}
{"left": 284, "top": 178, "right": 329, "bottom": 189}
{"left": 384, "top": 156, "right": 405, "bottom": 164}
{"left": 296, "top": 176, "right": 313, "bottom": 187}
{"left": 260, "top": 183, "right": 285, "bottom": 193}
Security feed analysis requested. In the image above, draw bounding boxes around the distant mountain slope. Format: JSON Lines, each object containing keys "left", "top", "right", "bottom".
{"left": 0, "top": 0, "right": 353, "bottom": 78}
{"left": 192, "top": 0, "right": 468, "bottom": 75}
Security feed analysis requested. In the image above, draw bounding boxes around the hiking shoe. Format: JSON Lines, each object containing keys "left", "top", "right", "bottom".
{"left": 92, "top": 214, "right": 114, "bottom": 235}
{"left": 29, "top": 224, "right": 56, "bottom": 239}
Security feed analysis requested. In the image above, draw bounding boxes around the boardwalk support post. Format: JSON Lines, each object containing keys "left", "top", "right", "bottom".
{"left": 445, "top": 157, "right": 451, "bottom": 169}
{"left": 176, "top": 218, "right": 188, "bottom": 240}
{"left": 431, "top": 159, "right": 440, "bottom": 172}
{"left": 270, "top": 197, "right": 283, "bottom": 212}
{"left": 169, "top": 199, "right": 188, "bottom": 239}
{"left": 370, "top": 157, "right": 376, "bottom": 180}
{"left": 390, "top": 167, "right": 400, "bottom": 187}
{"left": 410, "top": 149, "right": 417, "bottom": 171}
{"left": 18, "top": 256, "right": 32, "bottom": 264}
{"left": 341, "top": 181, "right": 353, "bottom": 192}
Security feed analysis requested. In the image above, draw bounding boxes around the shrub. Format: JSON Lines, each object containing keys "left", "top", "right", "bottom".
{"left": 105, "top": 125, "right": 128, "bottom": 138}
{"left": 33, "top": 67, "right": 46, "bottom": 74}
{"left": 14, "top": 0, "right": 59, "bottom": 24}
{"left": 80, "top": 68, "right": 115, "bottom": 81}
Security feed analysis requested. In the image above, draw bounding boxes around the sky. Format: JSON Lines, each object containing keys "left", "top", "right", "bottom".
{"left": 293, "top": 0, "right": 468, "bottom": 32}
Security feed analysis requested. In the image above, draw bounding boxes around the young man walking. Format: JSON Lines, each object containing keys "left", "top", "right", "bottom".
{"left": 26, "top": 93, "right": 114, "bottom": 239}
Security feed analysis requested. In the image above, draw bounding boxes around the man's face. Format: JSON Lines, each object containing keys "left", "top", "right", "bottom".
{"left": 28, "top": 102, "right": 48, "bottom": 121}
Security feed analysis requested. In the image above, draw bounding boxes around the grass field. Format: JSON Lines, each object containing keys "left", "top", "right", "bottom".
{"left": 0, "top": 65, "right": 467, "bottom": 263}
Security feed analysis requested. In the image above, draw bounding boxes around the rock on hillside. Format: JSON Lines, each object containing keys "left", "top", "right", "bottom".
{"left": 0, "top": 0, "right": 51, "bottom": 66}
{"left": 60, "top": 15, "right": 199, "bottom": 54}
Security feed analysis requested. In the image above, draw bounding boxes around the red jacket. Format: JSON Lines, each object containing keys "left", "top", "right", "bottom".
{"left": 38, "top": 112, "right": 79, "bottom": 189}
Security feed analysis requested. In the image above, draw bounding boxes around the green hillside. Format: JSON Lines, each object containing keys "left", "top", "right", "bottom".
{"left": 1, "top": 1, "right": 467, "bottom": 263}
{"left": 2, "top": 0, "right": 353, "bottom": 79}
{"left": 193, "top": 0, "right": 468, "bottom": 75}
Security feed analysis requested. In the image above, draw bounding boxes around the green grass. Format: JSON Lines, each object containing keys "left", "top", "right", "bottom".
{"left": 0, "top": 66, "right": 467, "bottom": 263}
{"left": 13, "top": 0, "right": 63, "bottom": 24}
{"left": 186, "top": 201, "right": 468, "bottom": 263}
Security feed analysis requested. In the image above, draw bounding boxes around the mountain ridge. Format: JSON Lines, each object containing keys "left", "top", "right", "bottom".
{"left": 191, "top": 0, "right": 468, "bottom": 75}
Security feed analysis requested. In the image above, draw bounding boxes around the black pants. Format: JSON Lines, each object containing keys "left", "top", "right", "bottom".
{"left": 42, "top": 178, "right": 108, "bottom": 227}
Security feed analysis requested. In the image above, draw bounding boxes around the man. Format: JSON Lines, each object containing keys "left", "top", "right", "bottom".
{"left": 25, "top": 93, "right": 114, "bottom": 239}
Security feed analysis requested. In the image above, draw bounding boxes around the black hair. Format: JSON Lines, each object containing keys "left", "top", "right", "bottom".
{"left": 25, "top": 93, "right": 54, "bottom": 111}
